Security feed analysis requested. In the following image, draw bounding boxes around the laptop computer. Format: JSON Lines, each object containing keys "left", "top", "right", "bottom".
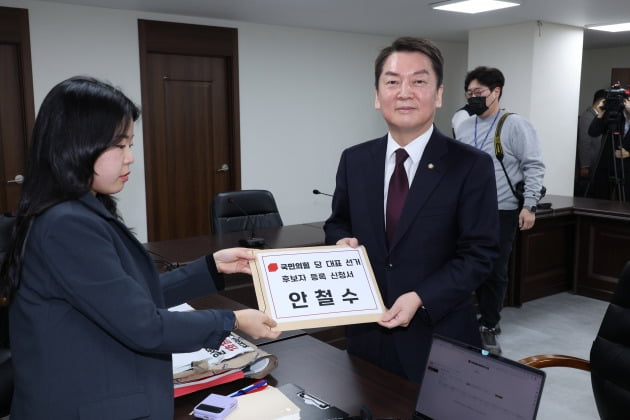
{"left": 413, "top": 334, "right": 546, "bottom": 420}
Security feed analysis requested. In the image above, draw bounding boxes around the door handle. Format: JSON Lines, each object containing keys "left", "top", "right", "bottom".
{"left": 7, "top": 174, "right": 24, "bottom": 184}
{"left": 217, "top": 164, "right": 229, "bottom": 172}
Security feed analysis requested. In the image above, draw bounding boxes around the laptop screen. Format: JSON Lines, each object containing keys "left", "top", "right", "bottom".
{"left": 413, "top": 334, "right": 545, "bottom": 420}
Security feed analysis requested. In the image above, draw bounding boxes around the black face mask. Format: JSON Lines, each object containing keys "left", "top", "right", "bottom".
{"left": 467, "top": 96, "right": 488, "bottom": 116}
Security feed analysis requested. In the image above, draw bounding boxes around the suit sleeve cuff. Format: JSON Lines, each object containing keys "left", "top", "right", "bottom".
{"left": 205, "top": 254, "right": 225, "bottom": 291}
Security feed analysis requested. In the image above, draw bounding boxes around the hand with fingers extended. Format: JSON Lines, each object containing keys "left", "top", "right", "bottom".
{"left": 233, "top": 309, "right": 281, "bottom": 340}
{"left": 213, "top": 247, "right": 256, "bottom": 275}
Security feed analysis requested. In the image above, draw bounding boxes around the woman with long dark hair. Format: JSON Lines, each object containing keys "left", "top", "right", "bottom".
{"left": 0, "top": 76, "right": 279, "bottom": 419}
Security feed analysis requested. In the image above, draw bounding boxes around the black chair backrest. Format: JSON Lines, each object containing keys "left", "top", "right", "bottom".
{"left": 590, "top": 260, "right": 630, "bottom": 419}
{"left": 211, "top": 190, "right": 283, "bottom": 234}
{"left": 0, "top": 215, "right": 14, "bottom": 265}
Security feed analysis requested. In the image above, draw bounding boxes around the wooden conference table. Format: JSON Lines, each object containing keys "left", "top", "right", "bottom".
{"left": 508, "top": 194, "right": 630, "bottom": 305}
{"left": 149, "top": 223, "right": 418, "bottom": 419}
{"left": 173, "top": 320, "right": 419, "bottom": 419}
{"left": 145, "top": 222, "right": 326, "bottom": 264}
{"left": 148, "top": 193, "right": 630, "bottom": 312}
{"left": 176, "top": 281, "right": 419, "bottom": 419}
{"left": 153, "top": 196, "right": 630, "bottom": 417}
{"left": 146, "top": 222, "right": 328, "bottom": 310}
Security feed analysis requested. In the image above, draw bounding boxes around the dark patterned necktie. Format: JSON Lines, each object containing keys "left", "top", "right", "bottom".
{"left": 386, "top": 148, "right": 409, "bottom": 247}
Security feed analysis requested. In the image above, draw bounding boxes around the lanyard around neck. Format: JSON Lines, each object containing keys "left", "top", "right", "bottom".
{"left": 474, "top": 112, "right": 501, "bottom": 150}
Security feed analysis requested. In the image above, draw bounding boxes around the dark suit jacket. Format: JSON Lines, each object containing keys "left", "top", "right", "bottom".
{"left": 588, "top": 113, "right": 630, "bottom": 199}
{"left": 324, "top": 129, "right": 499, "bottom": 383}
{"left": 9, "top": 194, "right": 234, "bottom": 419}
{"left": 577, "top": 107, "right": 600, "bottom": 169}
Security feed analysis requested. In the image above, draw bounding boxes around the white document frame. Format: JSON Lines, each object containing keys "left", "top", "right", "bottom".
{"left": 249, "top": 245, "right": 385, "bottom": 331}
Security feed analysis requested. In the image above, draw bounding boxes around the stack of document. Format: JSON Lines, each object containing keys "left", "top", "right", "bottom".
{"left": 170, "top": 303, "right": 278, "bottom": 397}
{"left": 172, "top": 334, "right": 253, "bottom": 375}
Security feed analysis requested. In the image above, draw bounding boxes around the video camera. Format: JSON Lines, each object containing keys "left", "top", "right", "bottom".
{"left": 601, "top": 82, "right": 630, "bottom": 125}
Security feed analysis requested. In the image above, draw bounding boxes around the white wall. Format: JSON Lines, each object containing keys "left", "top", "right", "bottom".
{"left": 468, "top": 21, "right": 584, "bottom": 196}
{"left": 436, "top": 41, "right": 469, "bottom": 134}
{"left": 530, "top": 23, "right": 583, "bottom": 195}
{"left": 0, "top": 0, "right": 473, "bottom": 242}
{"left": 236, "top": 24, "right": 388, "bottom": 223}
{"left": 469, "top": 22, "right": 537, "bottom": 114}
{"left": 25, "top": 1, "right": 150, "bottom": 238}
{"left": 3, "top": 0, "right": 628, "bottom": 242}
{"left": 580, "top": 45, "right": 630, "bottom": 111}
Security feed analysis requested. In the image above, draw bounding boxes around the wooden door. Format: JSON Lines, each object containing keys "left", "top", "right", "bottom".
{"left": 143, "top": 54, "right": 232, "bottom": 240}
{"left": 0, "top": 7, "right": 35, "bottom": 214}
{"left": 139, "top": 20, "right": 240, "bottom": 241}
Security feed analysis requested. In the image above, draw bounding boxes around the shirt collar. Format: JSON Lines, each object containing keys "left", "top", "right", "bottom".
{"left": 386, "top": 125, "right": 433, "bottom": 163}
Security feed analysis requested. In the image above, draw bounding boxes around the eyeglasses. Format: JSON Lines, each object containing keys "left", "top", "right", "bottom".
{"left": 465, "top": 87, "right": 490, "bottom": 99}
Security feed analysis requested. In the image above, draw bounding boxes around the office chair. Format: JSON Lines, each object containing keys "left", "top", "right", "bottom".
{"left": 518, "top": 260, "right": 630, "bottom": 420}
{"left": 210, "top": 190, "right": 283, "bottom": 234}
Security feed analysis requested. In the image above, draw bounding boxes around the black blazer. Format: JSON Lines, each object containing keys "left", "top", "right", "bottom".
{"left": 10, "top": 194, "right": 234, "bottom": 419}
{"left": 325, "top": 129, "right": 499, "bottom": 382}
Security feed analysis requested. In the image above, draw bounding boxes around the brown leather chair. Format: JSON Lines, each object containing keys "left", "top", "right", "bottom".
{"left": 519, "top": 261, "right": 630, "bottom": 420}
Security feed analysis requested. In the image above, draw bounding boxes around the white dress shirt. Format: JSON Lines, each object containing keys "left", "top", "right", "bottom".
{"left": 383, "top": 126, "right": 433, "bottom": 218}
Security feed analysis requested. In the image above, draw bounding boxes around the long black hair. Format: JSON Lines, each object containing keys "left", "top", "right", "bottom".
{"left": 0, "top": 76, "right": 140, "bottom": 304}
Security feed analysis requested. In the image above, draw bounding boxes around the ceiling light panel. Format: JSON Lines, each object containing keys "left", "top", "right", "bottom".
{"left": 431, "top": 0, "right": 520, "bottom": 14}
{"left": 587, "top": 22, "right": 630, "bottom": 32}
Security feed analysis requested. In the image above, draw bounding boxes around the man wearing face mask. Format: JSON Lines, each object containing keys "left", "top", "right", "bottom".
{"left": 454, "top": 66, "right": 545, "bottom": 355}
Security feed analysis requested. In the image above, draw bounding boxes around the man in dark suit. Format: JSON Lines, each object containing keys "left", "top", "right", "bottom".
{"left": 324, "top": 37, "right": 499, "bottom": 383}
{"left": 576, "top": 89, "right": 606, "bottom": 197}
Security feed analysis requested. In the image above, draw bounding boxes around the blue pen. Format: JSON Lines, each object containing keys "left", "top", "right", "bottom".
{"left": 228, "top": 379, "right": 268, "bottom": 397}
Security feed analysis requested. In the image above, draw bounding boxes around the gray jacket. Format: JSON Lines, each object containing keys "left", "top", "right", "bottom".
{"left": 455, "top": 109, "right": 545, "bottom": 210}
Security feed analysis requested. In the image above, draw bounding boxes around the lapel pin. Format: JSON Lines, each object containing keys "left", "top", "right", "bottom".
{"left": 428, "top": 163, "right": 435, "bottom": 169}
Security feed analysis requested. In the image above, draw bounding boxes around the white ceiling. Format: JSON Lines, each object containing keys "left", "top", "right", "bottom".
{"left": 40, "top": 0, "right": 630, "bottom": 49}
